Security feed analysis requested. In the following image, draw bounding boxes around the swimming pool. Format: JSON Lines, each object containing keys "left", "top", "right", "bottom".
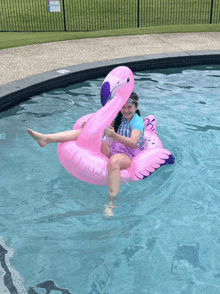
{"left": 1, "top": 64, "right": 220, "bottom": 294}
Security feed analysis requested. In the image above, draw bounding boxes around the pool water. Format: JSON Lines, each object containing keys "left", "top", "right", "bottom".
{"left": 1, "top": 65, "right": 220, "bottom": 294}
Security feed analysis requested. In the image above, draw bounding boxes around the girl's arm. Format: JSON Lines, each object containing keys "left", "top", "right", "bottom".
{"left": 105, "top": 126, "right": 141, "bottom": 149}
{"left": 113, "top": 129, "right": 141, "bottom": 149}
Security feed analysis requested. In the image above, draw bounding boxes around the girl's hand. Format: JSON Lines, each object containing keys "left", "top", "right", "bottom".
{"left": 104, "top": 126, "right": 116, "bottom": 139}
{"left": 81, "top": 121, "right": 86, "bottom": 128}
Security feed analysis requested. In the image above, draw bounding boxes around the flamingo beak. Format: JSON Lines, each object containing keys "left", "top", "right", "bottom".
{"left": 101, "top": 81, "right": 111, "bottom": 106}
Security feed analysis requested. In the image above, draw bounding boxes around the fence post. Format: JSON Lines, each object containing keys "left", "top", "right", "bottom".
{"left": 62, "top": 0, "right": 67, "bottom": 31}
{"left": 137, "top": 0, "right": 140, "bottom": 28}
{"left": 210, "top": 0, "right": 214, "bottom": 24}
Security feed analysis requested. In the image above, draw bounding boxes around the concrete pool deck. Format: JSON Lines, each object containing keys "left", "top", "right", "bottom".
{"left": 1, "top": 32, "right": 220, "bottom": 86}
{"left": 0, "top": 31, "right": 220, "bottom": 112}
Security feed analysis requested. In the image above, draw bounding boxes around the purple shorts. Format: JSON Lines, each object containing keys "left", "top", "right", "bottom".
{"left": 110, "top": 141, "right": 141, "bottom": 160}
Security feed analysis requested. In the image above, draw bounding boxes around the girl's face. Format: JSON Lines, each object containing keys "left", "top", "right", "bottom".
{"left": 120, "top": 102, "right": 138, "bottom": 121}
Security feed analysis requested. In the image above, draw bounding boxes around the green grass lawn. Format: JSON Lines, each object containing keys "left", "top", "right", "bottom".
{"left": 1, "top": 23, "right": 220, "bottom": 50}
{"left": 0, "top": 0, "right": 219, "bottom": 50}
{"left": 1, "top": 0, "right": 220, "bottom": 32}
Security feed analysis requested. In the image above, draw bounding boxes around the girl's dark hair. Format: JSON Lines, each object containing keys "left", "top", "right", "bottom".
{"left": 114, "top": 92, "right": 141, "bottom": 133}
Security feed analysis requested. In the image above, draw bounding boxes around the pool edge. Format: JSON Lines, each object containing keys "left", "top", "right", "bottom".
{"left": 0, "top": 50, "right": 220, "bottom": 112}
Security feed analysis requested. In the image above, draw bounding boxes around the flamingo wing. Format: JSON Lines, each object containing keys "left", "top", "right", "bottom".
{"left": 129, "top": 148, "right": 175, "bottom": 181}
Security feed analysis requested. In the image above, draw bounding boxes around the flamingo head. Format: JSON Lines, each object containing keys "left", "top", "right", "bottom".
{"left": 101, "top": 66, "right": 134, "bottom": 106}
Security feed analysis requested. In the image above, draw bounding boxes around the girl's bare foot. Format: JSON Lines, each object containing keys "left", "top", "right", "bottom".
{"left": 27, "top": 129, "right": 48, "bottom": 147}
{"left": 103, "top": 201, "right": 115, "bottom": 217}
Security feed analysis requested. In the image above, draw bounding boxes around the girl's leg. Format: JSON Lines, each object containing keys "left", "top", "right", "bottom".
{"left": 100, "top": 141, "right": 111, "bottom": 158}
{"left": 104, "top": 153, "right": 131, "bottom": 217}
{"left": 27, "top": 122, "right": 86, "bottom": 147}
{"left": 46, "top": 129, "right": 83, "bottom": 143}
{"left": 108, "top": 153, "right": 131, "bottom": 197}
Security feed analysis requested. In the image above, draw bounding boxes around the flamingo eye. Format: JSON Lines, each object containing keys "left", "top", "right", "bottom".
{"left": 127, "top": 77, "right": 130, "bottom": 83}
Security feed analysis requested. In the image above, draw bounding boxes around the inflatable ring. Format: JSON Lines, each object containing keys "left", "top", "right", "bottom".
{"left": 57, "top": 66, "right": 175, "bottom": 186}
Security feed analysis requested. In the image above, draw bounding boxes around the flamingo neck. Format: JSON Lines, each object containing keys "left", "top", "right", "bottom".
{"left": 76, "top": 93, "right": 127, "bottom": 151}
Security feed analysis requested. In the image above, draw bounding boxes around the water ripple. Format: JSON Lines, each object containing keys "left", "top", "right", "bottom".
{"left": 1, "top": 64, "right": 220, "bottom": 294}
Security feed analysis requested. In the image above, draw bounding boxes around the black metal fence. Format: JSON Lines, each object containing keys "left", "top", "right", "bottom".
{"left": 0, "top": 0, "right": 219, "bottom": 32}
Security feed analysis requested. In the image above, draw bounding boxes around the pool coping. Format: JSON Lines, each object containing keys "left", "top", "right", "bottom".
{"left": 0, "top": 49, "right": 220, "bottom": 113}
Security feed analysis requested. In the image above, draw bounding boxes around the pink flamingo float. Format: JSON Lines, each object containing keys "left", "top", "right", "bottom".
{"left": 57, "top": 66, "right": 175, "bottom": 185}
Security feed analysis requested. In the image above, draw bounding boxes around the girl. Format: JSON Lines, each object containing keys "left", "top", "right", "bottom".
{"left": 27, "top": 92, "right": 144, "bottom": 217}
{"left": 102, "top": 92, "right": 144, "bottom": 217}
